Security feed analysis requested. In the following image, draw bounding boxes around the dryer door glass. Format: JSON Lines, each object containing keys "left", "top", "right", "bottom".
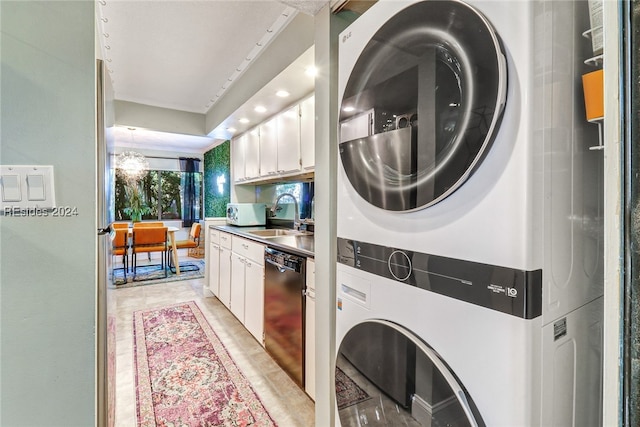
{"left": 339, "top": 0, "right": 507, "bottom": 212}
{"left": 336, "top": 320, "right": 484, "bottom": 426}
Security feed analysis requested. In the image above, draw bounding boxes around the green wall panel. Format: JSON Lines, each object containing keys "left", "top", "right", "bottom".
{"left": 204, "top": 140, "right": 231, "bottom": 217}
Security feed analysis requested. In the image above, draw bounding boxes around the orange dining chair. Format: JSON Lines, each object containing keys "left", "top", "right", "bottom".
{"left": 112, "top": 222, "right": 129, "bottom": 230}
{"left": 131, "top": 226, "right": 168, "bottom": 280}
{"left": 168, "top": 222, "right": 201, "bottom": 272}
{"left": 112, "top": 227, "right": 129, "bottom": 283}
{"left": 132, "top": 221, "right": 163, "bottom": 228}
{"left": 133, "top": 222, "right": 164, "bottom": 260}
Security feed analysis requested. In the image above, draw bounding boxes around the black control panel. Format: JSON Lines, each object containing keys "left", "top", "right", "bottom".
{"left": 337, "top": 237, "right": 542, "bottom": 319}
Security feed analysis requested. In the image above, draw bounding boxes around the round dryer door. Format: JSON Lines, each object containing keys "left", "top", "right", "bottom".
{"left": 336, "top": 320, "right": 484, "bottom": 426}
{"left": 339, "top": 0, "right": 507, "bottom": 212}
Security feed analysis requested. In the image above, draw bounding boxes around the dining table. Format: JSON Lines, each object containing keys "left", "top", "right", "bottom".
{"left": 128, "top": 226, "right": 181, "bottom": 275}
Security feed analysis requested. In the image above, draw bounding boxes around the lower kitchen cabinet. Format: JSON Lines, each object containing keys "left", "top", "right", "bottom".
{"left": 305, "top": 258, "right": 316, "bottom": 399}
{"left": 230, "top": 235, "right": 265, "bottom": 344}
{"left": 218, "top": 246, "right": 232, "bottom": 309}
{"left": 230, "top": 253, "right": 247, "bottom": 322}
{"left": 244, "top": 259, "right": 265, "bottom": 344}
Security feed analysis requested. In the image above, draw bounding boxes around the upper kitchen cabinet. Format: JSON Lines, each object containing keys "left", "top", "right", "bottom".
{"left": 276, "top": 104, "right": 302, "bottom": 174}
{"left": 233, "top": 133, "right": 247, "bottom": 182}
{"left": 245, "top": 128, "right": 260, "bottom": 179}
{"left": 260, "top": 117, "right": 278, "bottom": 177}
{"left": 300, "top": 95, "right": 315, "bottom": 171}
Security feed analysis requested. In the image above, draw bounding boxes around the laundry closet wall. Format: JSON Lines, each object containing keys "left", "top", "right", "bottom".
{"left": 0, "top": 2, "right": 97, "bottom": 425}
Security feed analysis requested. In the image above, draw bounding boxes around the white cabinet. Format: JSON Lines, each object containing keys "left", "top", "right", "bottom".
{"left": 245, "top": 127, "right": 261, "bottom": 179}
{"left": 208, "top": 228, "right": 221, "bottom": 296}
{"left": 300, "top": 95, "right": 315, "bottom": 171}
{"left": 305, "top": 258, "right": 316, "bottom": 400}
{"left": 260, "top": 117, "right": 278, "bottom": 177}
{"left": 230, "top": 235, "right": 265, "bottom": 344}
{"left": 277, "top": 105, "right": 301, "bottom": 174}
{"left": 233, "top": 134, "right": 247, "bottom": 182}
{"left": 244, "top": 258, "right": 264, "bottom": 343}
{"left": 217, "top": 232, "right": 233, "bottom": 309}
{"left": 230, "top": 253, "right": 247, "bottom": 322}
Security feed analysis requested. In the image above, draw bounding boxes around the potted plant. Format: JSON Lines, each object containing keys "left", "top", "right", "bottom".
{"left": 123, "top": 184, "right": 151, "bottom": 222}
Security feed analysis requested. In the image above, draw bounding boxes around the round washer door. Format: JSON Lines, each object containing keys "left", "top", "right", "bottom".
{"left": 339, "top": 0, "right": 507, "bottom": 212}
{"left": 336, "top": 320, "right": 484, "bottom": 426}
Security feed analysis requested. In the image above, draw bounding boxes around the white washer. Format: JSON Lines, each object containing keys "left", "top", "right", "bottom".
{"left": 336, "top": 1, "right": 604, "bottom": 426}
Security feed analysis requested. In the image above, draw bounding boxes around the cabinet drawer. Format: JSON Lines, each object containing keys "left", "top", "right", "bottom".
{"left": 208, "top": 228, "right": 220, "bottom": 244}
{"left": 219, "top": 232, "right": 232, "bottom": 249}
{"left": 232, "top": 236, "right": 265, "bottom": 264}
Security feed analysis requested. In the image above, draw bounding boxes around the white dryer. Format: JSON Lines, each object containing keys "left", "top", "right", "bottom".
{"left": 335, "top": 0, "right": 604, "bottom": 426}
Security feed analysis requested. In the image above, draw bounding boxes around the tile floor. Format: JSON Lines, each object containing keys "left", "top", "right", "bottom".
{"left": 110, "top": 255, "right": 315, "bottom": 426}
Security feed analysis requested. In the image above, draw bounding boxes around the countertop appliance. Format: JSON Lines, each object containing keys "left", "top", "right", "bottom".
{"left": 336, "top": 1, "right": 603, "bottom": 426}
{"left": 226, "top": 203, "right": 266, "bottom": 226}
{"left": 264, "top": 247, "right": 306, "bottom": 388}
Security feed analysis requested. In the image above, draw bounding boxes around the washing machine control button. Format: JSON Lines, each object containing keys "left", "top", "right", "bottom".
{"left": 388, "top": 250, "right": 411, "bottom": 281}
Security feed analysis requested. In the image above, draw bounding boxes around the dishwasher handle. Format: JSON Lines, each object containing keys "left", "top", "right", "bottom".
{"left": 265, "top": 257, "right": 296, "bottom": 273}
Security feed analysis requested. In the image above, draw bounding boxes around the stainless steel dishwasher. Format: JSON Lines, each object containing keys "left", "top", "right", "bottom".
{"left": 264, "top": 247, "right": 306, "bottom": 387}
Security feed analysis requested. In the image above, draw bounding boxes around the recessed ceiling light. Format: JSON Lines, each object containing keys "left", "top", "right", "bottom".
{"left": 305, "top": 66, "right": 317, "bottom": 77}
{"left": 239, "top": 118, "right": 250, "bottom": 124}
{"left": 276, "top": 90, "right": 290, "bottom": 98}
{"left": 343, "top": 106, "right": 355, "bottom": 113}
{"left": 254, "top": 106, "right": 267, "bottom": 113}
{"left": 227, "top": 127, "right": 237, "bottom": 133}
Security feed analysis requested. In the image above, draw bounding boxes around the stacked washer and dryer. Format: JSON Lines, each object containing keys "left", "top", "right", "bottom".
{"left": 335, "top": 1, "right": 604, "bottom": 426}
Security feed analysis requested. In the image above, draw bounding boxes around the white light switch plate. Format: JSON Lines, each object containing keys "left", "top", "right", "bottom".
{"left": 1, "top": 165, "right": 56, "bottom": 212}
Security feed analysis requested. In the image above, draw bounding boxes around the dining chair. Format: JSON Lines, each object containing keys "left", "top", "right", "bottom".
{"left": 112, "top": 222, "right": 130, "bottom": 230}
{"left": 112, "top": 227, "right": 129, "bottom": 283}
{"left": 132, "top": 221, "right": 164, "bottom": 228}
{"left": 132, "top": 222, "right": 164, "bottom": 260}
{"left": 131, "top": 226, "right": 168, "bottom": 280}
{"left": 168, "top": 222, "right": 202, "bottom": 272}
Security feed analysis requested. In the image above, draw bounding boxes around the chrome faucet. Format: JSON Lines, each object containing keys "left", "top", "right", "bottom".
{"left": 271, "top": 193, "right": 300, "bottom": 230}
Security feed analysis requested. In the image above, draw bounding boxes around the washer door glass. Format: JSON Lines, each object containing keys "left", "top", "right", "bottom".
{"left": 336, "top": 320, "right": 485, "bottom": 426}
{"left": 339, "top": 0, "right": 507, "bottom": 212}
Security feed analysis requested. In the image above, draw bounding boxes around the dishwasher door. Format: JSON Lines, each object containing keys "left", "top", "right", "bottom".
{"left": 264, "top": 247, "right": 306, "bottom": 387}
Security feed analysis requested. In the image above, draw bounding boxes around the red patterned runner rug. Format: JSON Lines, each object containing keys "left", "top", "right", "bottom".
{"left": 134, "top": 301, "right": 277, "bottom": 426}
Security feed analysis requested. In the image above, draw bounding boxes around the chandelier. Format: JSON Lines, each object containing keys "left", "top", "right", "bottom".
{"left": 117, "top": 151, "right": 148, "bottom": 181}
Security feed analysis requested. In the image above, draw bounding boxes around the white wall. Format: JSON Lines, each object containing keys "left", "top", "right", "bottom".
{"left": 0, "top": 1, "right": 97, "bottom": 425}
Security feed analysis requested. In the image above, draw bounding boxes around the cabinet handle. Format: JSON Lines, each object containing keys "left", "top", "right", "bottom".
{"left": 246, "top": 261, "right": 252, "bottom": 267}
{"left": 242, "top": 243, "right": 249, "bottom": 249}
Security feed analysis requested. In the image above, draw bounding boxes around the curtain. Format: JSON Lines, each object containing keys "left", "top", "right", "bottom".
{"left": 180, "top": 157, "right": 200, "bottom": 227}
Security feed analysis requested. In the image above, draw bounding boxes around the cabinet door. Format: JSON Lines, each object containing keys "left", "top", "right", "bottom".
{"left": 233, "top": 134, "right": 247, "bottom": 182}
{"left": 277, "top": 105, "right": 301, "bottom": 174}
{"left": 305, "top": 292, "right": 316, "bottom": 400}
{"left": 230, "top": 253, "right": 246, "bottom": 323}
{"left": 260, "top": 118, "right": 278, "bottom": 177}
{"left": 300, "top": 95, "right": 315, "bottom": 170}
{"left": 218, "top": 246, "right": 232, "bottom": 309}
{"left": 245, "top": 128, "right": 261, "bottom": 179}
{"left": 244, "top": 260, "right": 265, "bottom": 345}
{"left": 209, "top": 243, "right": 221, "bottom": 297}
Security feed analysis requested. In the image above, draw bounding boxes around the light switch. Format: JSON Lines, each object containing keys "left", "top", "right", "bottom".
{"left": 27, "top": 174, "right": 45, "bottom": 201}
{"left": 1, "top": 165, "right": 56, "bottom": 213}
{"left": 1, "top": 174, "right": 22, "bottom": 202}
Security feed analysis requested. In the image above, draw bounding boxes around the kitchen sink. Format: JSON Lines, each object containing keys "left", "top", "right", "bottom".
{"left": 247, "top": 229, "right": 312, "bottom": 238}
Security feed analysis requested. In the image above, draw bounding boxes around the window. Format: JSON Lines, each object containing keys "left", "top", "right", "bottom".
{"left": 114, "top": 168, "right": 202, "bottom": 223}
{"left": 274, "top": 182, "right": 314, "bottom": 219}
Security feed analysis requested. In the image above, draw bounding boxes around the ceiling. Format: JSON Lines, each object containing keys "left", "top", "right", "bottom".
{"left": 96, "top": 1, "right": 328, "bottom": 153}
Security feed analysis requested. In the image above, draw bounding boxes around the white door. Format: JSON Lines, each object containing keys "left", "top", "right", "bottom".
{"left": 230, "top": 253, "right": 246, "bottom": 323}
{"left": 300, "top": 95, "right": 315, "bottom": 170}
{"left": 218, "top": 246, "right": 232, "bottom": 309}
{"left": 208, "top": 244, "right": 221, "bottom": 296}
{"left": 245, "top": 128, "right": 261, "bottom": 179}
{"left": 244, "top": 260, "right": 265, "bottom": 344}
{"left": 277, "top": 105, "right": 301, "bottom": 174}
{"left": 259, "top": 118, "right": 278, "bottom": 177}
